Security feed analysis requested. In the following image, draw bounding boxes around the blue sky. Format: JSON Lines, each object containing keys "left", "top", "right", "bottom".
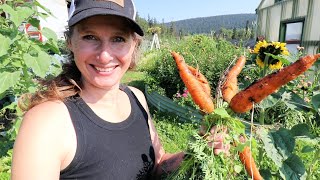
{"left": 134, "top": 0, "right": 262, "bottom": 23}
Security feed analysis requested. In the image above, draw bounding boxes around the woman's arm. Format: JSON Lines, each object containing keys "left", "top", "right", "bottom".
{"left": 11, "top": 101, "right": 71, "bottom": 180}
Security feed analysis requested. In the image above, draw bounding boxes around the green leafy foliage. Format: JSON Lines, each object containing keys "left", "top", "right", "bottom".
{"left": 0, "top": 0, "right": 62, "bottom": 176}
{"left": 257, "top": 124, "right": 319, "bottom": 179}
{"left": 0, "top": 72, "right": 20, "bottom": 95}
{"left": 23, "top": 51, "right": 52, "bottom": 78}
{"left": 137, "top": 35, "right": 320, "bottom": 179}
{"left": 271, "top": 128, "right": 295, "bottom": 159}
{"left": 143, "top": 35, "right": 244, "bottom": 98}
{"left": 0, "top": 34, "right": 11, "bottom": 57}
{"left": 280, "top": 154, "right": 307, "bottom": 180}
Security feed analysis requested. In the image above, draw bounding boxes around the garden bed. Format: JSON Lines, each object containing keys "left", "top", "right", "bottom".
{"left": 144, "top": 85, "right": 203, "bottom": 122}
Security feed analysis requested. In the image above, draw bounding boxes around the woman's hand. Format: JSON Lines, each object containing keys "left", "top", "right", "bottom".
{"left": 154, "top": 152, "right": 185, "bottom": 179}
{"left": 200, "top": 125, "right": 230, "bottom": 155}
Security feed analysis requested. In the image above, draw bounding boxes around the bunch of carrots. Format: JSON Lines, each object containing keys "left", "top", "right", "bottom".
{"left": 171, "top": 51, "right": 320, "bottom": 180}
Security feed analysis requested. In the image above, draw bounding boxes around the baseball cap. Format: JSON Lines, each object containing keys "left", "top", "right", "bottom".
{"left": 68, "top": 0, "right": 144, "bottom": 36}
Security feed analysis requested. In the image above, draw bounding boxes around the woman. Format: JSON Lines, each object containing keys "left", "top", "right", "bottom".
{"left": 11, "top": 0, "right": 228, "bottom": 179}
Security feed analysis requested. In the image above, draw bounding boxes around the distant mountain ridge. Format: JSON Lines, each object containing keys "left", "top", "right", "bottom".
{"left": 165, "top": 13, "right": 257, "bottom": 34}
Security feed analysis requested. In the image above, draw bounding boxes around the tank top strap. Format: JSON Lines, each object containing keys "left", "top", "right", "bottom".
{"left": 120, "top": 84, "right": 149, "bottom": 129}
{"left": 60, "top": 96, "right": 86, "bottom": 176}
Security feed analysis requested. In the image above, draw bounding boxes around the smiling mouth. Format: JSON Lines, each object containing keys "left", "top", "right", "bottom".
{"left": 92, "top": 65, "right": 117, "bottom": 72}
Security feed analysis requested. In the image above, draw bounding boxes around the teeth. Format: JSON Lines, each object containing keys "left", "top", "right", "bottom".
{"left": 94, "top": 66, "right": 114, "bottom": 72}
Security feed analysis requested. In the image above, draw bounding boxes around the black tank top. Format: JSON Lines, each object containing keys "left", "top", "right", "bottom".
{"left": 60, "top": 85, "right": 155, "bottom": 180}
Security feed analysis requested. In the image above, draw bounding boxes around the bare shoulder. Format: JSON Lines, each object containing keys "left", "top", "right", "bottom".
{"left": 22, "top": 100, "right": 70, "bottom": 129}
{"left": 16, "top": 100, "right": 72, "bottom": 150}
{"left": 12, "top": 100, "right": 72, "bottom": 179}
{"left": 24, "top": 100, "right": 68, "bottom": 116}
{"left": 128, "top": 86, "right": 147, "bottom": 106}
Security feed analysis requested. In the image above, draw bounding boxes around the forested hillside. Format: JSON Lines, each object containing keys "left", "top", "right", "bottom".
{"left": 165, "top": 13, "right": 257, "bottom": 34}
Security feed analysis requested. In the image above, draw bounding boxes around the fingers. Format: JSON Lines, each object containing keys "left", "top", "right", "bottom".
{"left": 198, "top": 124, "right": 208, "bottom": 136}
{"left": 214, "top": 144, "right": 230, "bottom": 156}
{"left": 210, "top": 125, "right": 227, "bottom": 135}
{"left": 205, "top": 125, "right": 230, "bottom": 155}
{"left": 207, "top": 125, "right": 227, "bottom": 142}
{"left": 239, "top": 135, "right": 246, "bottom": 143}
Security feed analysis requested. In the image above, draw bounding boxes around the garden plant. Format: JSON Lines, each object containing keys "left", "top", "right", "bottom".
{"left": 142, "top": 35, "right": 320, "bottom": 179}
{"left": 0, "top": 0, "right": 61, "bottom": 178}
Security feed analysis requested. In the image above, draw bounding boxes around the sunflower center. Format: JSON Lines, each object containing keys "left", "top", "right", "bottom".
{"left": 258, "top": 44, "right": 282, "bottom": 65}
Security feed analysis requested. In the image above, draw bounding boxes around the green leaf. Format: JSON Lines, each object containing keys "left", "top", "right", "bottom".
{"left": 0, "top": 71, "right": 21, "bottom": 94}
{"left": 41, "top": 27, "right": 57, "bottom": 41}
{"left": 214, "top": 108, "right": 230, "bottom": 118}
{"left": 23, "top": 52, "right": 51, "bottom": 78}
{"left": 290, "top": 123, "right": 311, "bottom": 137}
{"left": 259, "top": 169, "right": 272, "bottom": 180}
{"left": 301, "top": 146, "right": 315, "bottom": 153}
{"left": 1, "top": 4, "right": 33, "bottom": 27}
{"left": 311, "top": 93, "right": 320, "bottom": 112}
{"left": 0, "top": 34, "right": 11, "bottom": 57}
{"left": 1, "top": 57, "right": 11, "bottom": 67}
{"left": 257, "top": 128, "right": 284, "bottom": 167}
{"left": 33, "top": 0, "right": 52, "bottom": 15}
{"left": 271, "top": 128, "right": 295, "bottom": 159}
{"left": 43, "top": 39, "right": 60, "bottom": 54}
{"left": 27, "top": 86, "right": 38, "bottom": 94}
{"left": 11, "top": 60, "right": 23, "bottom": 68}
{"left": 15, "top": 6, "right": 34, "bottom": 26}
{"left": 234, "top": 142, "right": 248, "bottom": 152}
{"left": 0, "top": 4, "right": 15, "bottom": 17}
{"left": 28, "top": 18, "right": 40, "bottom": 29}
{"left": 259, "top": 94, "right": 279, "bottom": 109}
{"left": 279, "top": 154, "right": 307, "bottom": 180}
{"left": 234, "top": 165, "right": 242, "bottom": 173}
{"left": 281, "top": 91, "right": 311, "bottom": 112}
{"left": 264, "top": 52, "right": 291, "bottom": 65}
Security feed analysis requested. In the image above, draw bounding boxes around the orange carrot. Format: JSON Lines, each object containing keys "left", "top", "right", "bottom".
{"left": 238, "top": 136, "right": 263, "bottom": 180}
{"left": 187, "top": 65, "right": 212, "bottom": 97}
{"left": 222, "top": 56, "right": 246, "bottom": 103}
{"left": 171, "top": 51, "right": 214, "bottom": 114}
{"left": 230, "top": 53, "right": 320, "bottom": 113}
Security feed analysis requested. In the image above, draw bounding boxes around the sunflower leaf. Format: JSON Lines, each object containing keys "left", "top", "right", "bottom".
{"left": 264, "top": 53, "right": 290, "bottom": 65}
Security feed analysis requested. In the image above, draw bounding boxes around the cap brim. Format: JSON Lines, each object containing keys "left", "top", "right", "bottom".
{"left": 68, "top": 8, "right": 144, "bottom": 36}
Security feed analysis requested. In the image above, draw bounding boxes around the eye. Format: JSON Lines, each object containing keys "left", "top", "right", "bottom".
{"left": 112, "top": 36, "right": 126, "bottom": 43}
{"left": 83, "top": 35, "right": 97, "bottom": 41}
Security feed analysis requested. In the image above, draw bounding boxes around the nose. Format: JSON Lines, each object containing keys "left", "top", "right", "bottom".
{"left": 97, "top": 44, "right": 113, "bottom": 63}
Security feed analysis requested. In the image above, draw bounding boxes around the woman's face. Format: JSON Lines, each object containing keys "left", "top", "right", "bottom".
{"left": 68, "top": 15, "right": 137, "bottom": 91}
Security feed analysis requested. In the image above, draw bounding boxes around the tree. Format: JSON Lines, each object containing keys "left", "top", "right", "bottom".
{"left": 135, "top": 12, "right": 149, "bottom": 34}
{"left": 245, "top": 20, "right": 250, "bottom": 37}
{"left": 232, "top": 27, "right": 237, "bottom": 39}
{"left": 169, "top": 21, "right": 177, "bottom": 37}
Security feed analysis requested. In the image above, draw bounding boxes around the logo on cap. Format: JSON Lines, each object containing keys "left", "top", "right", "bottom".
{"left": 93, "top": 0, "right": 124, "bottom": 7}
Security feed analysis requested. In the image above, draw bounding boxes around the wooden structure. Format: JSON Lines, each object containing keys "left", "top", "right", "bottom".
{"left": 256, "top": 0, "right": 320, "bottom": 54}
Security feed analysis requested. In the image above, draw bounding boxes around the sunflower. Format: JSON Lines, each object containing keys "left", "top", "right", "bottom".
{"left": 253, "top": 41, "right": 289, "bottom": 70}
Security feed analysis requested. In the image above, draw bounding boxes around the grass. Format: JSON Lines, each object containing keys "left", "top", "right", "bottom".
{"left": 151, "top": 109, "right": 199, "bottom": 153}
{"left": 121, "top": 70, "right": 147, "bottom": 91}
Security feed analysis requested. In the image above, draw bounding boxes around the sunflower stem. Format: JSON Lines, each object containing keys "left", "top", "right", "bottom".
{"left": 262, "top": 55, "right": 270, "bottom": 77}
